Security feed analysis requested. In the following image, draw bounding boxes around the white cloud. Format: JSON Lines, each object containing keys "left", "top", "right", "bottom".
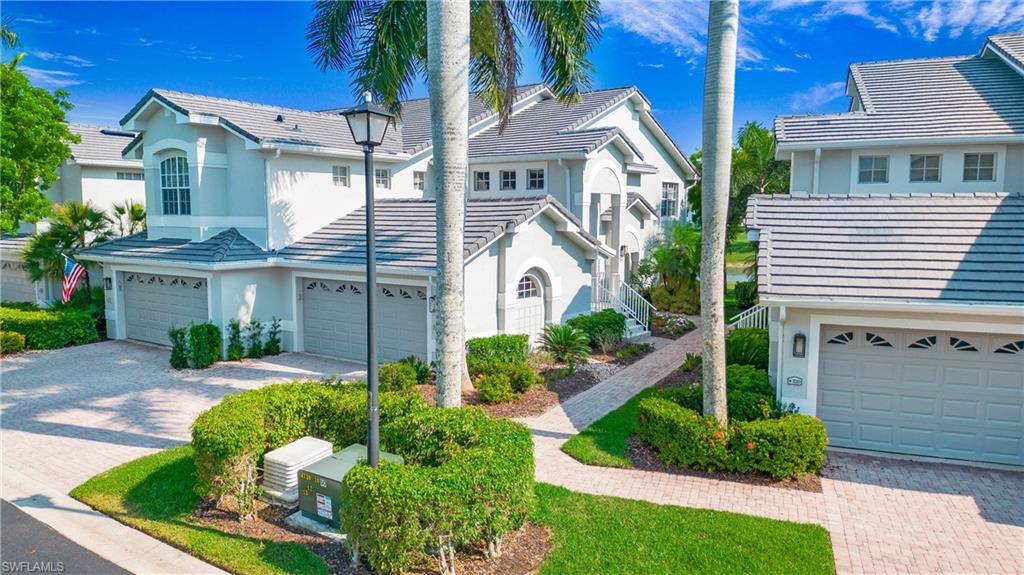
{"left": 790, "top": 81, "right": 846, "bottom": 112}
{"left": 773, "top": 64, "right": 797, "bottom": 73}
{"left": 31, "top": 51, "right": 94, "bottom": 67}
{"left": 17, "top": 17, "right": 53, "bottom": 25}
{"left": 806, "top": 1, "right": 899, "bottom": 33}
{"left": 904, "top": 0, "right": 1024, "bottom": 41}
{"left": 795, "top": 52, "right": 811, "bottom": 59}
{"left": 20, "top": 66, "right": 84, "bottom": 88}
{"left": 639, "top": 63, "right": 666, "bottom": 69}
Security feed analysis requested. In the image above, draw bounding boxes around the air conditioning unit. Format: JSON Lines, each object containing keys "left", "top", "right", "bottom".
{"left": 298, "top": 443, "right": 403, "bottom": 528}
{"left": 261, "top": 436, "right": 332, "bottom": 505}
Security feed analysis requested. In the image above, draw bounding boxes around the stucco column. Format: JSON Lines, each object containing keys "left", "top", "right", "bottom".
{"left": 610, "top": 194, "right": 622, "bottom": 289}
{"left": 496, "top": 233, "right": 509, "bottom": 332}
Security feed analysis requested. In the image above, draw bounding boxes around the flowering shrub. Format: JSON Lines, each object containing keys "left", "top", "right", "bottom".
{"left": 652, "top": 312, "right": 696, "bottom": 337}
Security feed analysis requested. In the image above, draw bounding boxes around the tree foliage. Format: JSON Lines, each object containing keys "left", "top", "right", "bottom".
{"left": 107, "top": 200, "right": 147, "bottom": 236}
{"left": 728, "top": 121, "right": 789, "bottom": 247}
{"left": 0, "top": 62, "right": 80, "bottom": 234}
{"left": 22, "top": 201, "right": 112, "bottom": 283}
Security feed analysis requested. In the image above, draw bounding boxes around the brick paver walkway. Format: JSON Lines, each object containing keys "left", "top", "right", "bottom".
{"left": 521, "top": 329, "right": 1024, "bottom": 575}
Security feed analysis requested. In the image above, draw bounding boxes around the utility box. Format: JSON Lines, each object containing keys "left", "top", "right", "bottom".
{"left": 297, "top": 443, "right": 403, "bottom": 528}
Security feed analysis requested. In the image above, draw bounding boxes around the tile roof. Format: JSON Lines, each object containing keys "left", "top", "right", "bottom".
{"left": 80, "top": 228, "right": 268, "bottom": 264}
{"left": 0, "top": 234, "right": 31, "bottom": 256}
{"left": 985, "top": 32, "right": 1024, "bottom": 72}
{"left": 626, "top": 192, "right": 657, "bottom": 216}
{"left": 68, "top": 125, "right": 141, "bottom": 166}
{"left": 279, "top": 195, "right": 598, "bottom": 271}
{"left": 745, "top": 193, "right": 1024, "bottom": 306}
{"left": 776, "top": 41, "right": 1024, "bottom": 145}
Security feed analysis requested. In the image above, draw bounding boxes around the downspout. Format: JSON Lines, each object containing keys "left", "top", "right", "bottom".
{"left": 812, "top": 148, "right": 821, "bottom": 195}
{"left": 558, "top": 158, "right": 571, "bottom": 210}
{"left": 776, "top": 305, "right": 786, "bottom": 403}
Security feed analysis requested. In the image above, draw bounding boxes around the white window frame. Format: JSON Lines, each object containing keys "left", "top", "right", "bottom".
{"left": 332, "top": 165, "right": 350, "bottom": 187}
{"left": 909, "top": 154, "right": 940, "bottom": 183}
{"left": 116, "top": 171, "right": 144, "bottom": 181}
{"left": 500, "top": 169, "right": 516, "bottom": 191}
{"left": 374, "top": 168, "right": 391, "bottom": 189}
{"left": 857, "top": 155, "right": 889, "bottom": 184}
{"left": 473, "top": 170, "right": 491, "bottom": 192}
{"left": 412, "top": 171, "right": 426, "bottom": 191}
{"left": 963, "top": 153, "right": 996, "bottom": 182}
{"left": 516, "top": 275, "right": 540, "bottom": 299}
{"left": 159, "top": 155, "right": 191, "bottom": 215}
{"left": 660, "top": 181, "right": 679, "bottom": 218}
{"left": 527, "top": 168, "right": 545, "bottom": 190}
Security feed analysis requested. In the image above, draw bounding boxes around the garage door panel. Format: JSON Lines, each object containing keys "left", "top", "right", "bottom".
{"left": 819, "top": 325, "right": 1023, "bottom": 466}
{"left": 123, "top": 273, "right": 208, "bottom": 345}
{"left": 1, "top": 261, "right": 36, "bottom": 302}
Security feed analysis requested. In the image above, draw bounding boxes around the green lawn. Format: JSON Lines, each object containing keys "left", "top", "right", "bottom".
{"left": 726, "top": 230, "right": 754, "bottom": 267}
{"left": 561, "top": 387, "right": 661, "bottom": 468}
{"left": 73, "top": 446, "right": 835, "bottom": 575}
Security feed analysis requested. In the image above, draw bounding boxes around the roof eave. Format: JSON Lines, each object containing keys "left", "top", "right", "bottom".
{"left": 760, "top": 296, "right": 1024, "bottom": 321}
{"left": 776, "top": 133, "right": 1024, "bottom": 152}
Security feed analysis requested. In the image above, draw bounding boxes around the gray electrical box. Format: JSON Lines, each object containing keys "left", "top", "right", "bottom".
{"left": 297, "top": 443, "right": 403, "bottom": 528}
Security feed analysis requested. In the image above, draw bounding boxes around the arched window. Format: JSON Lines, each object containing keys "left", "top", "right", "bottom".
{"left": 160, "top": 156, "right": 191, "bottom": 215}
{"left": 516, "top": 275, "right": 540, "bottom": 299}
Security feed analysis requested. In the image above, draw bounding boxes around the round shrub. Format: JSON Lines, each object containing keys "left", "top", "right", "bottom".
{"left": 378, "top": 362, "right": 418, "bottom": 392}
{"left": 0, "top": 330, "right": 26, "bottom": 354}
{"left": 566, "top": 309, "right": 626, "bottom": 347}
{"left": 474, "top": 372, "right": 517, "bottom": 404}
{"left": 467, "top": 358, "right": 542, "bottom": 395}
{"left": 466, "top": 333, "right": 530, "bottom": 363}
{"left": 343, "top": 407, "right": 535, "bottom": 574}
{"left": 730, "top": 414, "right": 828, "bottom": 480}
{"left": 0, "top": 307, "right": 98, "bottom": 350}
{"left": 727, "top": 364, "right": 773, "bottom": 396}
{"left": 726, "top": 328, "right": 769, "bottom": 370}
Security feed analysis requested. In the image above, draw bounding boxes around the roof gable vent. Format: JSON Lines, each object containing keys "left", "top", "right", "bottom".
{"left": 275, "top": 114, "right": 285, "bottom": 123}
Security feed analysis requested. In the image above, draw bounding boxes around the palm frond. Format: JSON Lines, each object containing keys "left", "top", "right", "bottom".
{"left": 352, "top": 0, "right": 428, "bottom": 113}
{"left": 1, "top": 15, "right": 21, "bottom": 50}
{"left": 516, "top": 0, "right": 600, "bottom": 105}
{"left": 305, "top": 0, "right": 371, "bottom": 72}
{"left": 470, "top": 1, "right": 520, "bottom": 133}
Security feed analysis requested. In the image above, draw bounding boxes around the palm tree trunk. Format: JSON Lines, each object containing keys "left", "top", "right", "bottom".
{"left": 700, "top": 0, "right": 739, "bottom": 423}
{"left": 427, "top": 0, "right": 472, "bottom": 407}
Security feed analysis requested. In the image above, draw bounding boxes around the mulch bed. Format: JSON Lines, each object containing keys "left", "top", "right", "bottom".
{"left": 625, "top": 435, "right": 823, "bottom": 493}
{"left": 194, "top": 499, "right": 551, "bottom": 575}
{"left": 654, "top": 366, "right": 701, "bottom": 389}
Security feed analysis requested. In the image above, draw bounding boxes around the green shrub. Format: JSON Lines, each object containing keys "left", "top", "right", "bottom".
{"left": 681, "top": 352, "right": 702, "bottom": 372}
{"left": 344, "top": 407, "right": 535, "bottom": 574}
{"left": 188, "top": 322, "right": 222, "bottom": 369}
{"left": 540, "top": 324, "right": 590, "bottom": 370}
{"left": 474, "top": 372, "right": 517, "bottom": 404}
{"left": 0, "top": 330, "right": 26, "bottom": 354}
{"left": 0, "top": 307, "right": 99, "bottom": 350}
{"left": 168, "top": 326, "right": 189, "bottom": 369}
{"left": 466, "top": 333, "right": 530, "bottom": 363}
{"left": 650, "top": 284, "right": 700, "bottom": 315}
{"left": 637, "top": 398, "right": 826, "bottom": 480}
{"left": 726, "top": 328, "right": 769, "bottom": 370}
{"left": 265, "top": 317, "right": 282, "bottom": 355}
{"left": 567, "top": 309, "right": 626, "bottom": 347}
{"left": 1, "top": 301, "right": 38, "bottom": 311}
{"left": 726, "top": 364, "right": 773, "bottom": 396}
{"left": 398, "top": 355, "right": 431, "bottom": 384}
{"left": 467, "top": 358, "right": 542, "bottom": 395}
{"left": 226, "top": 320, "right": 245, "bottom": 361}
{"left": 615, "top": 342, "right": 652, "bottom": 361}
{"left": 658, "top": 366, "right": 777, "bottom": 422}
{"left": 378, "top": 362, "right": 418, "bottom": 393}
{"left": 244, "top": 319, "right": 264, "bottom": 359}
{"left": 594, "top": 328, "right": 622, "bottom": 354}
{"left": 734, "top": 280, "right": 758, "bottom": 309}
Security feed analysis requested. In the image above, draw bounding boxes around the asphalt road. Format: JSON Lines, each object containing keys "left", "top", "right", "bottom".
{"left": 0, "top": 500, "right": 131, "bottom": 575}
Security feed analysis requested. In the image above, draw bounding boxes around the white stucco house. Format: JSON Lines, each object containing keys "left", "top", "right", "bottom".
{"left": 743, "top": 32, "right": 1024, "bottom": 466}
{"left": 80, "top": 84, "right": 696, "bottom": 362}
{"left": 1, "top": 125, "right": 145, "bottom": 304}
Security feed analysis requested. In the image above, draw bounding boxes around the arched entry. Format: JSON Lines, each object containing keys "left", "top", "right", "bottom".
{"left": 512, "top": 272, "right": 548, "bottom": 344}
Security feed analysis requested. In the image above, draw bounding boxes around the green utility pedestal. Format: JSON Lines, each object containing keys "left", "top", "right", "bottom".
{"left": 297, "top": 443, "right": 403, "bottom": 528}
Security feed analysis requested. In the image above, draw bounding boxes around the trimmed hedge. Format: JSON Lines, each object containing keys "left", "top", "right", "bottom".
{"left": 378, "top": 362, "right": 418, "bottom": 393}
{"left": 466, "top": 333, "right": 530, "bottom": 363}
{"left": 734, "top": 280, "right": 758, "bottom": 309}
{"left": 0, "top": 330, "right": 26, "bottom": 354}
{"left": 726, "top": 328, "right": 769, "bottom": 370}
{"left": 566, "top": 309, "right": 626, "bottom": 347}
{"left": 0, "top": 307, "right": 99, "bottom": 350}
{"left": 659, "top": 365, "right": 777, "bottom": 422}
{"left": 468, "top": 358, "right": 543, "bottom": 396}
{"left": 637, "top": 398, "right": 827, "bottom": 480}
{"left": 344, "top": 407, "right": 535, "bottom": 574}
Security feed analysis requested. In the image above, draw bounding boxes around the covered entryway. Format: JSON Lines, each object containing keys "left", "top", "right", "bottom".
{"left": 122, "top": 272, "right": 209, "bottom": 345}
{"left": 300, "top": 278, "right": 428, "bottom": 363}
{"left": 1, "top": 261, "right": 37, "bottom": 302}
{"left": 818, "top": 325, "right": 1024, "bottom": 466}
{"left": 511, "top": 273, "right": 546, "bottom": 343}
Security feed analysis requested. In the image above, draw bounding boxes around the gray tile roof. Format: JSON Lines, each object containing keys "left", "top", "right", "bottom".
{"left": 0, "top": 234, "right": 31, "bottom": 257}
{"left": 123, "top": 89, "right": 406, "bottom": 156}
{"left": 80, "top": 228, "right": 268, "bottom": 264}
{"left": 745, "top": 193, "right": 1024, "bottom": 305}
{"left": 279, "top": 195, "right": 598, "bottom": 271}
{"left": 985, "top": 32, "right": 1024, "bottom": 72}
{"left": 68, "top": 125, "right": 141, "bottom": 166}
{"left": 626, "top": 192, "right": 656, "bottom": 216}
{"left": 776, "top": 43, "right": 1024, "bottom": 145}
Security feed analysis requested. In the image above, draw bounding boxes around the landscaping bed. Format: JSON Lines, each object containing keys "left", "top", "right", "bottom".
{"left": 649, "top": 312, "right": 697, "bottom": 340}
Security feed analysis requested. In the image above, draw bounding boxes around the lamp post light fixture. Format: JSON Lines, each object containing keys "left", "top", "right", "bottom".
{"left": 339, "top": 92, "right": 394, "bottom": 468}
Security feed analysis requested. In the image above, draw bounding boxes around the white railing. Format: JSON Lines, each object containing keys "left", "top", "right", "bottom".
{"left": 728, "top": 304, "right": 768, "bottom": 330}
{"left": 591, "top": 275, "right": 654, "bottom": 333}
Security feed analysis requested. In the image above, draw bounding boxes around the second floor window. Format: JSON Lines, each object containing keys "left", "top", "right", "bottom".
{"left": 527, "top": 168, "right": 545, "bottom": 190}
{"left": 160, "top": 156, "right": 191, "bottom": 215}
{"left": 413, "top": 171, "right": 426, "bottom": 191}
{"left": 963, "top": 153, "right": 995, "bottom": 181}
{"left": 332, "top": 165, "right": 350, "bottom": 187}
{"left": 500, "top": 170, "right": 516, "bottom": 191}
{"left": 116, "top": 171, "right": 144, "bottom": 181}
{"left": 858, "top": 155, "right": 888, "bottom": 183}
{"left": 375, "top": 168, "right": 391, "bottom": 189}
{"left": 661, "top": 182, "right": 679, "bottom": 218}
{"left": 474, "top": 171, "right": 491, "bottom": 191}
{"left": 909, "top": 154, "right": 940, "bottom": 182}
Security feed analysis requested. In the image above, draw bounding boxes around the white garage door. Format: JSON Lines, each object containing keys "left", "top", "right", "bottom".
{"left": 301, "top": 278, "right": 428, "bottom": 363}
{"left": 818, "top": 325, "right": 1024, "bottom": 466}
{"left": 123, "top": 272, "right": 209, "bottom": 345}
{"left": 1, "top": 260, "right": 37, "bottom": 302}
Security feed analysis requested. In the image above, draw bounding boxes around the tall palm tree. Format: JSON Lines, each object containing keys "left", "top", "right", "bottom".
{"left": 700, "top": 0, "right": 739, "bottom": 423}
{"left": 1, "top": 16, "right": 20, "bottom": 51}
{"left": 23, "top": 201, "right": 113, "bottom": 294}
{"left": 107, "top": 200, "right": 147, "bottom": 236}
{"left": 307, "top": 0, "right": 600, "bottom": 407}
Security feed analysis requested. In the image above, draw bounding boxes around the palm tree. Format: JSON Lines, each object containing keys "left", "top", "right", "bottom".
{"left": 1, "top": 16, "right": 20, "bottom": 51}
{"left": 700, "top": 0, "right": 740, "bottom": 423}
{"left": 307, "top": 0, "right": 600, "bottom": 407}
{"left": 107, "top": 200, "right": 147, "bottom": 236}
{"left": 23, "top": 201, "right": 113, "bottom": 287}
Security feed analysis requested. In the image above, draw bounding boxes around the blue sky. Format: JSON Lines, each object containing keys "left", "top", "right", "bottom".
{"left": 5, "top": 1, "right": 1022, "bottom": 154}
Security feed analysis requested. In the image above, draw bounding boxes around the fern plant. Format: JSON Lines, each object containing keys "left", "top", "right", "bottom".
{"left": 540, "top": 324, "right": 590, "bottom": 373}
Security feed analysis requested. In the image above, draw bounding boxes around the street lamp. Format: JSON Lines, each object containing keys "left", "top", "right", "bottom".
{"left": 339, "top": 92, "right": 394, "bottom": 467}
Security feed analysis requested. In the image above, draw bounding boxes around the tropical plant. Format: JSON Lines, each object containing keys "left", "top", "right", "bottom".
{"left": 700, "top": 0, "right": 740, "bottom": 423}
{"left": 1, "top": 62, "right": 79, "bottom": 234}
{"left": 306, "top": 0, "right": 601, "bottom": 408}
{"left": 244, "top": 319, "right": 264, "bottom": 359}
{"left": 107, "top": 200, "right": 146, "bottom": 236}
{"left": 645, "top": 222, "right": 702, "bottom": 314}
{"left": 686, "top": 150, "right": 702, "bottom": 224}
{"left": 540, "top": 323, "right": 590, "bottom": 372}
{"left": 728, "top": 121, "right": 789, "bottom": 249}
{"left": 226, "top": 319, "right": 245, "bottom": 361}
{"left": 22, "top": 201, "right": 112, "bottom": 291}
{"left": 265, "top": 317, "right": 282, "bottom": 355}
{"left": 1, "top": 15, "right": 21, "bottom": 51}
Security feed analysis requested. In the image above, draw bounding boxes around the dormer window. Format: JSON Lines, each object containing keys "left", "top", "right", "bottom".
{"left": 332, "top": 165, "right": 350, "bottom": 187}
{"left": 375, "top": 168, "right": 391, "bottom": 189}
{"left": 909, "top": 154, "right": 940, "bottom": 182}
{"left": 474, "top": 171, "right": 491, "bottom": 191}
{"left": 500, "top": 170, "right": 516, "bottom": 191}
{"left": 858, "top": 155, "right": 888, "bottom": 183}
{"left": 963, "top": 153, "right": 995, "bottom": 181}
{"left": 527, "top": 168, "right": 545, "bottom": 190}
{"left": 159, "top": 155, "right": 191, "bottom": 215}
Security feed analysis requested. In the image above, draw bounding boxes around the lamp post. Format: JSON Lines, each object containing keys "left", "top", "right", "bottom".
{"left": 339, "top": 92, "right": 394, "bottom": 467}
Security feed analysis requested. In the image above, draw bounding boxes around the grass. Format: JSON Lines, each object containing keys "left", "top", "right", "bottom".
{"left": 726, "top": 231, "right": 754, "bottom": 268}
{"left": 560, "top": 387, "right": 661, "bottom": 468}
{"left": 534, "top": 483, "right": 834, "bottom": 575}
{"left": 73, "top": 447, "right": 835, "bottom": 575}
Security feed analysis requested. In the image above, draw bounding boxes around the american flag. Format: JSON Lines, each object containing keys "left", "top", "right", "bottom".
{"left": 62, "top": 254, "right": 87, "bottom": 305}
